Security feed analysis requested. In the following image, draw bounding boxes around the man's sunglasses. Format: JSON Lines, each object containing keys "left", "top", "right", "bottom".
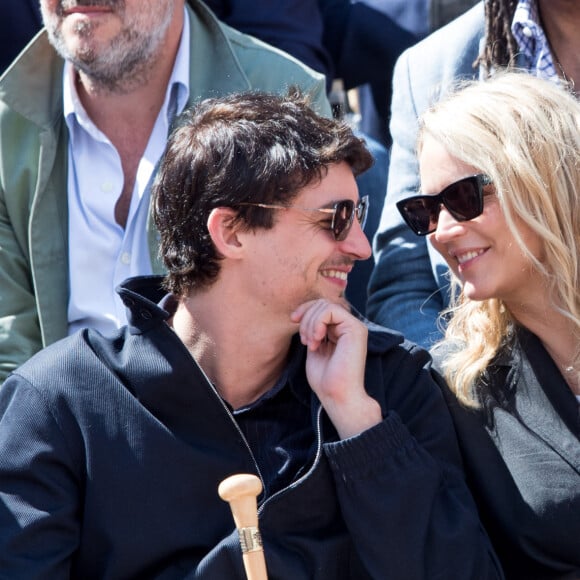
{"left": 238, "top": 196, "right": 369, "bottom": 241}
{"left": 396, "top": 174, "right": 493, "bottom": 236}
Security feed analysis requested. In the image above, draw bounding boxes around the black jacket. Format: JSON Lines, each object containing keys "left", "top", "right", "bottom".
{"left": 0, "top": 277, "right": 502, "bottom": 579}
{"left": 438, "top": 327, "right": 580, "bottom": 579}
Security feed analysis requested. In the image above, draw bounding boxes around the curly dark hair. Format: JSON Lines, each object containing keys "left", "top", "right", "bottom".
{"left": 152, "top": 89, "right": 373, "bottom": 296}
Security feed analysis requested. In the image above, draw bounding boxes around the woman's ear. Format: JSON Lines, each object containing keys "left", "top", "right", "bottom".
{"left": 207, "top": 207, "right": 244, "bottom": 258}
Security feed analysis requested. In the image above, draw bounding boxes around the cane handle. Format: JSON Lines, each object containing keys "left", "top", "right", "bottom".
{"left": 218, "top": 474, "right": 268, "bottom": 580}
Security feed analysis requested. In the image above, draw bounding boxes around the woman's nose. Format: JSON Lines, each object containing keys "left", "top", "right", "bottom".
{"left": 433, "top": 206, "right": 466, "bottom": 243}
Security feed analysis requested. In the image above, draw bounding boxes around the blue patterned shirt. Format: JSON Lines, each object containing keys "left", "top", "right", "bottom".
{"left": 511, "top": 0, "right": 560, "bottom": 83}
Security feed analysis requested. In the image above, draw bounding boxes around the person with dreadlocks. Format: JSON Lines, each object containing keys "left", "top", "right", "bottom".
{"left": 367, "top": 0, "right": 580, "bottom": 349}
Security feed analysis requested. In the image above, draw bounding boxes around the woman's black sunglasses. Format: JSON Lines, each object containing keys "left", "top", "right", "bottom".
{"left": 238, "top": 196, "right": 369, "bottom": 241}
{"left": 396, "top": 174, "right": 492, "bottom": 236}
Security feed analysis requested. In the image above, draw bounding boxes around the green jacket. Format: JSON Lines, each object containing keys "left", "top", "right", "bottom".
{"left": 0, "top": 0, "right": 330, "bottom": 382}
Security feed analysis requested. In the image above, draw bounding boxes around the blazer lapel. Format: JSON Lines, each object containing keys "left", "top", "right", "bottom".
{"left": 511, "top": 332, "right": 580, "bottom": 474}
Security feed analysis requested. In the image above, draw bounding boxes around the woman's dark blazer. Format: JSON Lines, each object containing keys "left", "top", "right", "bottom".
{"left": 436, "top": 327, "right": 580, "bottom": 579}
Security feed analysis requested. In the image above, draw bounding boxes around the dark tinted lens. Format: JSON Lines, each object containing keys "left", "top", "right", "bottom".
{"left": 332, "top": 200, "right": 355, "bottom": 241}
{"left": 397, "top": 197, "right": 440, "bottom": 236}
{"left": 443, "top": 177, "right": 482, "bottom": 221}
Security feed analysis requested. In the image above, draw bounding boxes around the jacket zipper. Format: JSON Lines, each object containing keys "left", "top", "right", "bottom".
{"left": 258, "top": 403, "right": 324, "bottom": 514}
{"left": 190, "top": 344, "right": 324, "bottom": 511}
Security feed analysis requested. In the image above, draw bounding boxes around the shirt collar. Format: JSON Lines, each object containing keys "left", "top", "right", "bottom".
{"left": 233, "top": 336, "right": 307, "bottom": 414}
{"left": 511, "top": 0, "right": 560, "bottom": 83}
{"left": 169, "top": 6, "right": 191, "bottom": 118}
{"left": 63, "top": 5, "right": 190, "bottom": 136}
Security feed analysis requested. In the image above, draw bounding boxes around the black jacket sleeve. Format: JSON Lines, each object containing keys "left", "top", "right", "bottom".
{"left": 324, "top": 341, "right": 504, "bottom": 579}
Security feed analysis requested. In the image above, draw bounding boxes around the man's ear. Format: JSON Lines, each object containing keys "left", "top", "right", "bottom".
{"left": 207, "top": 207, "right": 244, "bottom": 258}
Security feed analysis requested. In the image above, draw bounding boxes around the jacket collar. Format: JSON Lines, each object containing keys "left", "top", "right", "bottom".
{"left": 116, "top": 276, "right": 170, "bottom": 333}
{"left": 0, "top": 31, "right": 64, "bottom": 128}
{"left": 484, "top": 326, "right": 580, "bottom": 471}
{"left": 514, "top": 327, "right": 580, "bottom": 435}
{"left": 104, "top": 275, "right": 258, "bottom": 477}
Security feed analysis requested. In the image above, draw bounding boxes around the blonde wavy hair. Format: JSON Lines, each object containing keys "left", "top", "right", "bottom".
{"left": 421, "top": 72, "right": 580, "bottom": 407}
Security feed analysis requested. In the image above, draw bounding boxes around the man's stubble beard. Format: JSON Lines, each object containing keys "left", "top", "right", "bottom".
{"left": 45, "top": 2, "right": 174, "bottom": 94}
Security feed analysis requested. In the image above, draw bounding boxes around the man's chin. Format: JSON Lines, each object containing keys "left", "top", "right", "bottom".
{"left": 317, "top": 291, "right": 351, "bottom": 310}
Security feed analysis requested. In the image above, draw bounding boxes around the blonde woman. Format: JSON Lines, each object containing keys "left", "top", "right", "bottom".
{"left": 396, "top": 72, "right": 580, "bottom": 579}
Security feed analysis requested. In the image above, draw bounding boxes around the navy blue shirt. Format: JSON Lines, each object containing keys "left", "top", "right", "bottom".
{"left": 0, "top": 0, "right": 43, "bottom": 73}
{"left": 203, "top": 0, "right": 332, "bottom": 80}
{"left": 231, "top": 337, "right": 316, "bottom": 498}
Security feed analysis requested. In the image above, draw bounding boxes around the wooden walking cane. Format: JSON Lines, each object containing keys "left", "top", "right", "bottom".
{"left": 218, "top": 473, "right": 268, "bottom": 580}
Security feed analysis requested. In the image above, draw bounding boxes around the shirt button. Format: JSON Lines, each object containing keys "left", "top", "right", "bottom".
{"left": 522, "top": 26, "right": 533, "bottom": 38}
{"left": 120, "top": 252, "right": 131, "bottom": 265}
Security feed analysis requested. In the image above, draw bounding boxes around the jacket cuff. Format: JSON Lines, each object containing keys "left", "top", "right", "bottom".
{"left": 323, "top": 411, "right": 415, "bottom": 479}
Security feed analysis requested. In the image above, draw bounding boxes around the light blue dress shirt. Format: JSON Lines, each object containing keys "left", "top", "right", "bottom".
{"left": 65, "top": 10, "right": 190, "bottom": 337}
